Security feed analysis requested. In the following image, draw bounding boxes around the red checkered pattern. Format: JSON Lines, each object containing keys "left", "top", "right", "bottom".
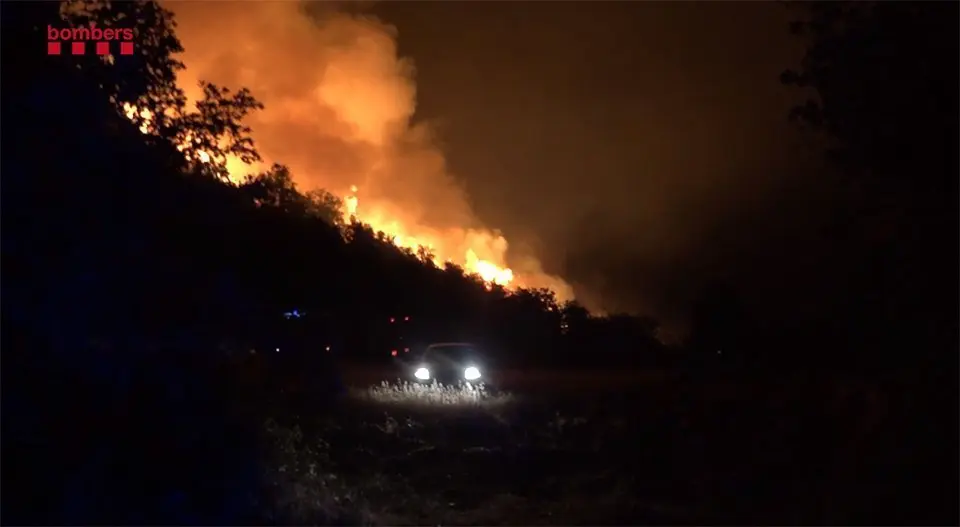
{"left": 47, "top": 41, "right": 135, "bottom": 56}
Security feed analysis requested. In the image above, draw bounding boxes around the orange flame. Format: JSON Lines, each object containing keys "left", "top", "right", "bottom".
{"left": 341, "top": 183, "right": 514, "bottom": 287}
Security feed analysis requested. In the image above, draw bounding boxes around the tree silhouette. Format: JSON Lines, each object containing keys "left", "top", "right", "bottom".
{"left": 174, "top": 82, "right": 264, "bottom": 179}
{"left": 781, "top": 2, "right": 957, "bottom": 191}
{"left": 62, "top": 0, "right": 187, "bottom": 135}
{"left": 782, "top": 1, "right": 958, "bottom": 370}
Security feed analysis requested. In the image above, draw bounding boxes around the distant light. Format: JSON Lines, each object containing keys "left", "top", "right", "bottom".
{"left": 415, "top": 367, "right": 430, "bottom": 380}
{"left": 283, "top": 309, "right": 304, "bottom": 319}
{"left": 464, "top": 366, "right": 481, "bottom": 380}
{"left": 391, "top": 350, "right": 398, "bottom": 357}
{"left": 403, "top": 347, "right": 409, "bottom": 353}
{"left": 275, "top": 348, "right": 280, "bottom": 352}
{"left": 404, "top": 316, "right": 410, "bottom": 321}
{"left": 325, "top": 345, "right": 331, "bottom": 351}
{"left": 389, "top": 317, "right": 395, "bottom": 323}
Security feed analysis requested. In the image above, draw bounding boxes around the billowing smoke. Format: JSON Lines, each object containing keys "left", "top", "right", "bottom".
{"left": 163, "top": 1, "right": 573, "bottom": 300}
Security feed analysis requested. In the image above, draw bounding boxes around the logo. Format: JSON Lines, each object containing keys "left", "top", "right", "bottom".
{"left": 47, "top": 23, "right": 135, "bottom": 56}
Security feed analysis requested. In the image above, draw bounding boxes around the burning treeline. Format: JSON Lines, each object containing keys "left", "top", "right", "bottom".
{"left": 131, "top": 1, "right": 572, "bottom": 298}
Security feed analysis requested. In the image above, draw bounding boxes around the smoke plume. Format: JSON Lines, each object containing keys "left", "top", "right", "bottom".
{"left": 163, "top": 1, "right": 573, "bottom": 300}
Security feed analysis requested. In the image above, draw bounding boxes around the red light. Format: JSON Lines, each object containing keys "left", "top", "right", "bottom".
{"left": 389, "top": 317, "right": 395, "bottom": 323}
{"left": 404, "top": 316, "right": 410, "bottom": 321}
{"left": 390, "top": 350, "right": 398, "bottom": 357}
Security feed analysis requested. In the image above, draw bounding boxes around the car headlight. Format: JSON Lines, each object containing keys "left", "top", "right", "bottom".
{"left": 414, "top": 367, "right": 430, "bottom": 380}
{"left": 464, "top": 366, "right": 481, "bottom": 380}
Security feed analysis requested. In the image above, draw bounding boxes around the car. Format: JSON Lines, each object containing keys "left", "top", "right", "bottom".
{"left": 410, "top": 342, "right": 489, "bottom": 385}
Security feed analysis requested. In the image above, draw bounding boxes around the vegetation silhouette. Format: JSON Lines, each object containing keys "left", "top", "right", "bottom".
{"left": 1, "top": 1, "right": 956, "bottom": 524}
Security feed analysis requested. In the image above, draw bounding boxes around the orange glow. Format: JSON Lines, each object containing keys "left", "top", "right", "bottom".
{"left": 119, "top": 2, "right": 576, "bottom": 299}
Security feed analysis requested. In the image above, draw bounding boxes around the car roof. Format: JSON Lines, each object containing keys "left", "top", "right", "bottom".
{"left": 426, "top": 342, "right": 478, "bottom": 348}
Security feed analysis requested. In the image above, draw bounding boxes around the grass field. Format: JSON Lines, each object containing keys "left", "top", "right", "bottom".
{"left": 258, "top": 370, "right": 931, "bottom": 525}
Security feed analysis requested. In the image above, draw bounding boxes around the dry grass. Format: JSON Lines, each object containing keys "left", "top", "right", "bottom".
{"left": 350, "top": 379, "right": 515, "bottom": 407}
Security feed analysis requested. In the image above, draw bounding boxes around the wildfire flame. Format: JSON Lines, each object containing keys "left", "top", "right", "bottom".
{"left": 112, "top": 1, "right": 575, "bottom": 300}
{"left": 341, "top": 182, "right": 514, "bottom": 287}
